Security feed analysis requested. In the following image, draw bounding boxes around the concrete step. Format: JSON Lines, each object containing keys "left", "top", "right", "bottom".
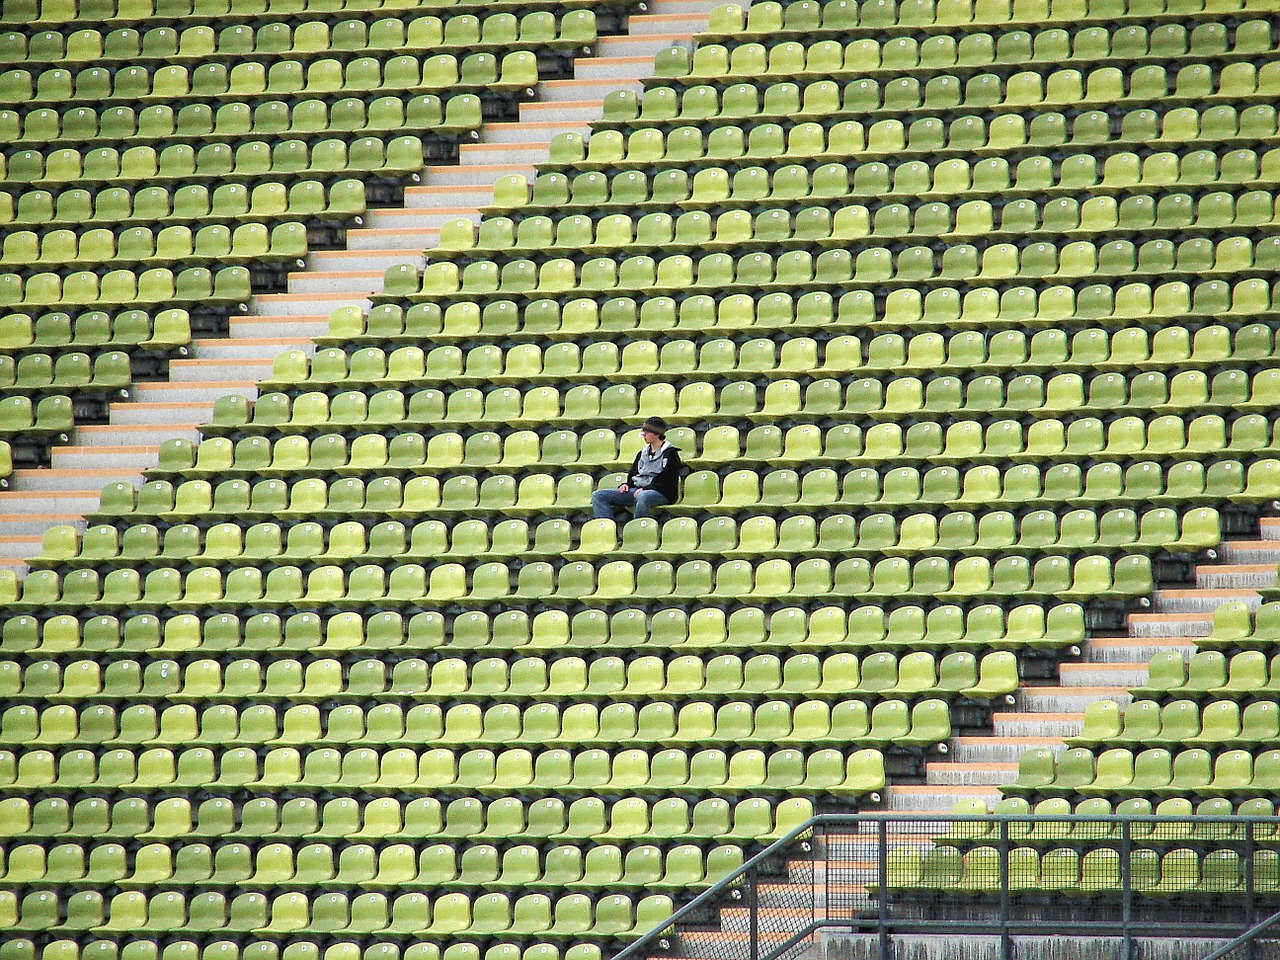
{"left": 286, "top": 269, "right": 386, "bottom": 296}
{"left": 107, "top": 399, "right": 214, "bottom": 426}
{"left": 886, "top": 784, "right": 1002, "bottom": 813}
{"left": 1018, "top": 686, "right": 1133, "bottom": 713}
{"left": 1261, "top": 517, "right": 1280, "bottom": 540}
{"left": 231, "top": 315, "right": 330, "bottom": 340}
{"left": 192, "top": 338, "right": 312, "bottom": 361}
{"left": 9, "top": 468, "right": 136, "bottom": 493}
{"left": 1060, "top": 662, "right": 1149, "bottom": 688}
{"left": 365, "top": 207, "right": 483, "bottom": 231}
{"left": 346, "top": 227, "right": 442, "bottom": 252}
{"left": 1153, "top": 587, "right": 1263, "bottom": 613}
{"left": 481, "top": 119, "right": 590, "bottom": 145}
{"left": 0, "top": 535, "right": 42, "bottom": 560}
{"left": 1121, "top": 611, "right": 1214, "bottom": 639}
{"left": 952, "top": 737, "right": 1067, "bottom": 763}
{"left": 1219, "top": 540, "right": 1280, "bottom": 564}
{"left": 457, "top": 140, "right": 554, "bottom": 166}
{"left": 311, "top": 248, "right": 426, "bottom": 274}
{"left": 168, "top": 358, "right": 277, "bottom": 382}
{"left": 538, "top": 76, "right": 645, "bottom": 102}
{"left": 924, "top": 761, "right": 1019, "bottom": 786}
{"left": 1088, "top": 634, "right": 1199, "bottom": 661}
{"left": 50, "top": 445, "right": 159, "bottom": 472}
{"left": 0, "top": 490, "right": 102, "bottom": 515}
{"left": 423, "top": 162, "right": 535, "bottom": 188}
{"left": 1195, "top": 562, "right": 1277, "bottom": 590}
{"left": 75, "top": 423, "right": 202, "bottom": 447}
{"left": 990, "top": 713, "right": 1083, "bottom": 739}
{"left": 130, "top": 383, "right": 255, "bottom": 407}
{"left": 0, "top": 514, "right": 84, "bottom": 538}
{"left": 646, "top": 0, "right": 723, "bottom": 11}
{"left": 573, "top": 53, "right": 659, "bottom": 81}
{"left": 254, "top": 292, "right": 372, "bottom": 317}
{"left": 403, "top": 184, "right": 501, "bottom": 209}
{"left": 593, "top": 31, "right": 694, "bottom": 57}
{"left": 625, "top": 11, "right": 710, "bottom": 34}
{"left": 518, "top": 99, "right": 606, "bottom": 123}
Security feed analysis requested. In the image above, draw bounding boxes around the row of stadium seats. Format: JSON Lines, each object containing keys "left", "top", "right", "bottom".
{"left": 0, "top": 846, "right": 731, "bottom": 903}
{"left": 583, "top": 101, "right": 1278, "bottom": 163}
{"left": 1133, "top": 649, "right": 1279, "bottom": 695}
{"left": 0, "top": 0, "right": 607, "bottom": 25}
{"left": 0, "top": 697, "right": 954, "bottom": 748}
{"left": 0, "top": 793, "right": 812, "bottom": 843}
{"left": 0, "top": 650, "right": 998, "bottom": 701}
{"left": 440, "top": 193, "right": 1280, "bottom": 255}
{"left": 0, "top": 601, "right": 1087, "bottom": 655}
{"left": 4, "top": 98, "right": 479, "bottom": 151}
{"left": 0, "top": 651, "right": 1008, "bottom": 701}
{"left": 79, "top": 466, "right": 1257, "bottom": 522}
{"left": 0, "top": 840, "right": 743, "bottom": 892}
{"left": 493, "top": 153, "right": 1279, "bottom": 215}
{"left": 700, "top": 0, "right": 1268, "bottom": 39}
{"left": 96, "top": 455, "right": 1270, "bottom": 515}
{"left": 0, "top": 351, "right": 130, "bottom": 393}
{"left": 1200, "top": 602, "right": 1280, "bottom": 651}
{"left": 0, "top": 11, "right": 597, "bottom": 65}
{"left": 2, "top": 136, "right": 427, "bottom": 187}
{"left": 0, "top": 223, "right": 307, "bottom": 270}
{"left": 885, "top": 845, "right": 1278, "bottom": 895}
{"left": 384, "top": 240, "right": 1280, "bottom": 298}
{"left": 35, "top": 508, "right": 1217, "bottom": 569}
{"left": 0, "top": 395, "right": 73, "bottom": 439}
{"left": 0, "top": 310, "right": 190, "bottom": 352}
{"left": 0, "top": 886, "right": 675, "bottom": 940}
{"left": 0, "top": 657, "right": 1009, "bottom": 710}
{"left": 353, "top": 281, "right": 1270, "bottom": 335}
{"left": 0, "top": 941, "right": 596, "bottom": 960}
{"left": 0, "top": 552, "right": 1158, "bottom": 608}
{"left": 690, "top": 19, "right": 1274, "bottom": 64}
{"left": 0, "top": 267, "right": 250, "bottom": 310}
{"left": 1070, "top": 699, "right": 1280, "bottom": 747}
{"left": 0, "top": 51, "right": 538, "bottom": 107}
{"left": 267, "top": 333, "right": 1280, "bottom": 393}
{"left": 660, "top": 39, "right": 1275, "bottom": 87}
{"left": 160, "top": 418, "right": 1280, "bottom": 473}
{"left": 2, "top": 182, "right": 365, "bottom": 230}
{"left": 947, "top": 792, "right": 1280, "bottom": 842}
{"left": 198, "top": 378, "right": 1280, "bottom": 432}
{"left": 1008, "top": 745, "right": 1280, "bottom": 797}
{"left": 0, "top": 743, "right": 890, "bottom": 795}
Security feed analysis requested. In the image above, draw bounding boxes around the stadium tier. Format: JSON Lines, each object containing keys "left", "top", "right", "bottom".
{"left": 1, "top": 0, "right": 1280, "bottom": 957}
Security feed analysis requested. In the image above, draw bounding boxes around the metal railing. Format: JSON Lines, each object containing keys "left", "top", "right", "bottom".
{"left": 613, "top": 813, "right": 1280, "bottom": 960}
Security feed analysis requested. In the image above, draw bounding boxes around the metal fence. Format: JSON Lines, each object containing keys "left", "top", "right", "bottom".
{"left": 613, "top": 813, "right": 1280, "bottom": 960}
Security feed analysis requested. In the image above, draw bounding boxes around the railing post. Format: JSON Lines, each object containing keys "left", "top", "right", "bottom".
{"left": 878, "top": 819, "right": 890, "bottom": 960}
{"left": 999, "top": 818, "right": 1012, "bottom": 960}
{"left": 1121, "top": 818, "right": 1133, "bottom": 960}
{"left": 748, "top": 863, "right": 759, "bottom": 960}
{"left": 1246, "top": 820, "right": 1257, "bottom": 960}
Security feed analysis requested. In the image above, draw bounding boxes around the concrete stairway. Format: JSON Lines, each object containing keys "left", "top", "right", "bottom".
{"left": 886, "top": 518, "right": 1279, "bottom": 815}
{"left": 0, "top": 0, "right": 718, "bottom": 568}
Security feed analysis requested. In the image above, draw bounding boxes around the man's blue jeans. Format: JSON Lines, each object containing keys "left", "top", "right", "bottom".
{"left": 592, "top": 487, "right": 669, "bottom": 520}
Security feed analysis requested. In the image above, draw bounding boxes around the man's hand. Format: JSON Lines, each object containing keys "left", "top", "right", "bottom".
{"left": 618, "top": 484, "right": 629, "bottom": 492}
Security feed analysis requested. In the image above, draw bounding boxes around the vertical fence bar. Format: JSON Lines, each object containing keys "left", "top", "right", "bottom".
{"left": 998, "top": 818, "right": 1012, "bottom": 960}
{"left": 1246, "top": 821, "right": 1257, "bottom": 960}
{"left": 1121, "top": 818, "right": 1133, "bottom": 960}
{"left": 748, "top": 863, "right": 759, "bottom": 960}
{"left": 878, "top": 819, "right": 890, "bottom": 960}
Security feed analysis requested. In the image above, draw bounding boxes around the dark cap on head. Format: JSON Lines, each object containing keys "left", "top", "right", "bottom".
{"left": 641, "top": 416, "right": 668, "bottom": 437}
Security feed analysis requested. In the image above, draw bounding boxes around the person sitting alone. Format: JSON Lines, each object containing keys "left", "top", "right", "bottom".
{"left": 591, "top": 417, "right": 683, "bottom": 521}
